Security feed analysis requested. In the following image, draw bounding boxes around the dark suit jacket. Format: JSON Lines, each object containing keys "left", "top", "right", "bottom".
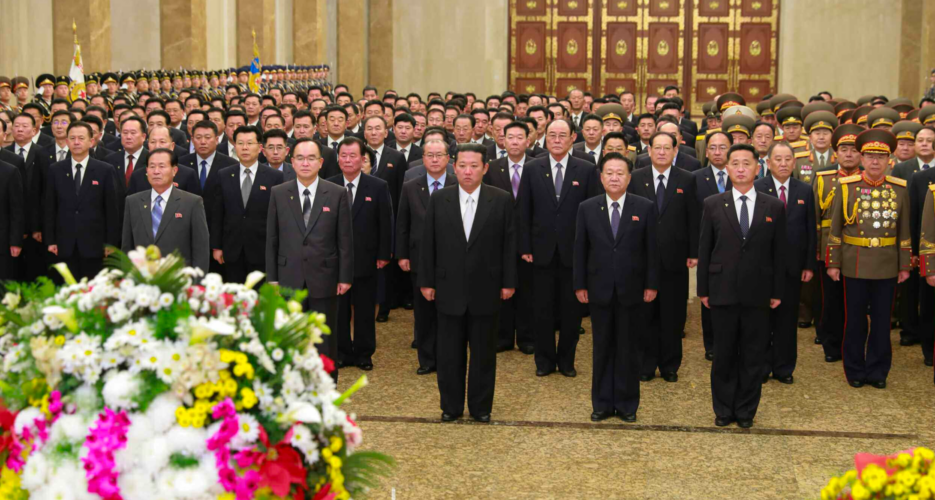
{"left": 571, "top": 147, "right": 597, "bottom": 164}
{"left": 126, "top": 163, "right": 200, "bottom": 196}
{"left": 529, "top": 144, "right": 548, "bottom": 158}
{"left": 697, "top": 190, "right": 787, "bottom": 307}
{"left": 483, "top": 156, "right": 529, "bottom": 254}
{"left": 285, "top": 138, "right": 339, "bottom": 179}
{"left": 909, "top": 166, "right": 935, "bottom": 254}
{"left": 91, "top": 145, "right": 114, "bottom": 162}
{"left": 266, "top": 178, "right": 354, "bottom": 298}
{"left": 210, "top": 163, "right": 284, "bottom": 265}
{"left": 384, "top": 142, "right": 422, "bottom": 164}
{"left": 418, "top": 184, "right": 517, "bottom": 316}
{"left": 99, "top": 133, "right": 121, "bottom": 151}
{"left": 326, "top": 173, "right": 393, "bottom": 276}
{"left": 4, "top": 144, "right": 45, "bottom": 233}
{"left": 573, "top": 194, "right": 659, "bottom": 306}
{"left": 34, "top": 133, "right": 53, "bottom": 149}
{"left": 403, "top": 162, "right": 455, "bottom": 183}
{"left": 43, "top": 157, "right": 120, "bottom": 258}
{"left": 693, "top": 165, "right": 733, "bottom": 204}
{"left": 273, "top": 162, "right": 296, "bottom": 182}
{"left": 0, "top": 161, "right": 25, "bottom": 271}
{"left": 121, "top": 188, "right": 210, "bottom": 272}
{"left": 518, "top": 154, "right": 604, "bottom": 267}
{"left": 396, "top": 173, "right": 457, "bottom": 269}
{"left": 104, "top": 148, "right": 149, "bottom": 195}
{"left": 754, "top": 176, "right": 817, "bottom": 276}
{"left": 370, "top": 146, "right": 407, "bottom": 210}
{"left": 628, "top": 166, "right": 700, "bottom": 272}
{"left": 178, "top": 152, "right": 238, "bottom": 231}
{"left": 635, "top": 151, "right": 702, "bottom": 172}
{"left": 679, "top": 117, "right": 699, "bottom": 141}
{"left": 892, "top": 158, "right": 925, "bottom": 187}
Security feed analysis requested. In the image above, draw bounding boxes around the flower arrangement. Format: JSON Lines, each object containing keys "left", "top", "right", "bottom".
{"left": 820, "top": 447, "right": 934, "bottom": 500}
{"left": 0, "top": 246, "right": 393, "bottom": 500}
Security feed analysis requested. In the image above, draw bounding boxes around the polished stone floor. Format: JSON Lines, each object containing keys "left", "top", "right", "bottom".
{"left": 336, "top": 298, "right": 935, "bottom": 499}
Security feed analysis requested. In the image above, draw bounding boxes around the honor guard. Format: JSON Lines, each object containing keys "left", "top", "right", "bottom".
{"left": 33, "top": 73, "right": 54, "bottom": 118}
{"left": 11, "top": 77, "right": 29, "bottom": 111}
{"left": 0, "top": 77, "right": 13, "bottom": 112}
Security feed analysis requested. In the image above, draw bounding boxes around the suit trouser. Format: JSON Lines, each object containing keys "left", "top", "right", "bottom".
{"left": 819, "top": 261, "right": 846, "bottom": 358}
{"left": 897, "top": 269, "right": 920, "bottom": 341}
{"left": 411, "top": 272, "right": 437, "bottom": 369}
{"left": 533, "top": 256, "right": 581, "bottom": 372}
{"left": 437, "top": 310, "right": 498, "bottom": 417}
{"left": 23, "top": 238, "right": 50, "bottom": 281}
{"left": 224, "top": 250, "right": 264, "bottom": 285}
{"left": 306, "top": 295, "right": 339, "bottom": 383}
{"left": 337, "top": 274, "right": 378, "bottom": 365}
{"left": 768, "top": 273, "right": 802, "bottom": 377}
{"left": 919, "top": 279, "right": 935, "bottom": 364}
{"left": 701, "top": 304, "right": 714, "bottom": 353}
{"left": 590, "top": 294, "right": 641, "bottom": 415}
{"left": 498, "top": 256, "right": 535, "bottom": 350}
{"left": 798, "top": 275, "right": 820, "bottom": 323}
{"left": 842, "top": 277, "right": 896, "bottom": 383}
{"left": 641, "top": 268, "right": 687, "bottom": 376}
{"left": 710, "top": 304, "right": 769, "bottom": 420}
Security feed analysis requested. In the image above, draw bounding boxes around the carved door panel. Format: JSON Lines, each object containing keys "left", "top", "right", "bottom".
{"left": 510, "top": 0, "right": 550, "bottom": 95}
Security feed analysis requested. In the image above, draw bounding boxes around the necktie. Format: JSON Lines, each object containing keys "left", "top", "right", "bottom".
{"left": 758, "top": 158, "right": 766, "bottom": 177}
{"left": 241, "top": 168, "right": 253, "bottom": 207}
{"left": 924, "top": 164, "right": 931, "bottom": 171}
{"left": 346, "top": 182, "right": 354, "bottom": 206}
{"left": 656, "top": 174, "right": 665, "bottom": 211}
{"left": 74, "top": 163, "right": 83, "bottom": 195}
{"left": 200, "top": 160, "right": 208, "bottom": 189}
{"left": 779, "top": 185, "right": 787, "bottom": 208}
{"left": 373, "top": 153, "right": 380, "bottom": 174}
{"left": 18, "top": 147, "right": 25, "bottom": 160}
{"left": 554, "top": 163, "right": 563, "bottom": 198}
{"left": 58, "top": 150, "right": 66, "bottom": 162}
{"left": 302, "top": 188, "right": 312, "bottom": 228}
{"left": 511, "top": 164, "right": 521, "bottom": 198}
{"left": 717, "top": 171, "right": 726, "bottom": 193}
{"left": 611, "top": 201, "right": 620, "bottom": 238}
{"left": 332, "top": 141, "right": 338, "bottom": 151}
{"left": 499, "top": 150, "right": 507, "bottom": 158}
{"left": 588, "top": 150, "right": 595, "bottom": 159}
{"left": 431, "top": 180, "right": 440, "bottom": 194}
{"left": 818, "top": 154, "right": 825, "bottom": 169}
{"left": 739, "top": 195, "right": 749, "bottom": 238}
{"left": 126, "top": 155, "right": 134, "bottom": 183}
{"left": 400, "top": 147, "right": 407, "bottom": 160}
{"left": 152, "top": 195, "right": 163, "bottom": 238}
{"left": 463, "top": 196, "right": 475, "bottom": 240}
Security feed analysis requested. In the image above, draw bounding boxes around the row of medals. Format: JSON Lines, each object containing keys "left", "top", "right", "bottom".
{"left": 859, "top": 188, "right": 898, "bottom": 229}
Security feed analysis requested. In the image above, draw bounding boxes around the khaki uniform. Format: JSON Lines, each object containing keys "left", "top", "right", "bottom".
{"left": 919, "top": 185, "right": 935, "bottom": 277}
{"left": 794, "top": 148, "right": 836, "bottom": 185}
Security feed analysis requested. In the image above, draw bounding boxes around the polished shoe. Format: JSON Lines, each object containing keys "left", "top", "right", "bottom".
{"left": 814, "top": 336, "right": 822, "bottom": 344}
{"left": 441, "top": 412, "right": 461, "bottom": 422}
{"left": 736, "top": 419, "right": 753, "bottom": 429}
{"left": 410, "top": 340, "right": 417, "bottom": 349}
{"left": 416, "top": 366, "right": 436, "bottom": 375}
{"left": 681, "top": 331, "right": 686, "bottom": 339}
{"left": 472, "top": 414, "right": 491, "bottom": 423}
{"left": 375, "top": 313, "right": 389, "bottom": 323}
{"left": 620, "top": 413, "right": 637, "bottom": 423}
{"left": 560, "top": 368, "right": 577, "bottom": 378}
{"left": 590, "top": 410, "right": 614, "bottom": 422}
{"left": 497, "top": 345, "right": 513, "bottom": 353}
{"left": 402, "top": 302, "right": 414, "bottom": 310}
{"left": 848, "top": 379, "right": 865, "bottom": 388}
{"left": 899, "top": 337, "right": 919, "bottom": 346}
{"left": 825, "top": 355, "right": 841, "bottom": 363}
{"left": 335, "top": 359, "right": 350, "bottom": 369}
{"left": 661, "top": 372, "right": 678, "bottom": 383}
{"left": 578, "top": 326, "right": 586, "bottom": 335}
{"left": 357, "top": 362, "right": 373, "bottom": 371}
{"left": 775, "top": 375, "right": 794, "bottom": 385}
{"left": 925, "top": 357, "right": 933, "bottom": 367}
{"left": 714, "top": 416, "right": 734, "bottom": 427}
{"left": 869, "top": 380, "right": 886, "bottom": 389}
{"left": 704, "top": 351, "right": 714, "bottom": 361}
{"left": 639, "top": 374, "right": 654, "bottom": 382}
{"left": 798, "top": 321, "right": 811, "bottom": 328}
{"left": 536, "top": 367, "right": 555, "bottom": 377}
{"left": 519, "top": 345, "right": 535, "bottom": 355}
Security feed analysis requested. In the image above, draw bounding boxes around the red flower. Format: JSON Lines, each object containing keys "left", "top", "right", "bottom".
{"left": 320, "top": 354, "right": 335, "bottom": 374}
{"left": 222, "top": 293, "right": 235, "bottom": 307}
{"left": 252, "top": 426, "right": 308, "bottom": 498}
{"left": 312, "top": 483, "right": 336, "bottom": 500}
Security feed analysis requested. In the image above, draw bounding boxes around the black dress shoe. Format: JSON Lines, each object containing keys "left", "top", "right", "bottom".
{"left": 410, "top": 340, "right": 417, "bottom": 349}
{"left": 825, "top": 355, "right": 841, "bottom": 363}
{"left": 472, "top": 414, "right": 491, "bottom": 423}
{"left": 661, "top": 372, "right": 678, "bottom": 383}
{"left": 705, "top": 351, "right": 714, "bottom": 361}
{"left": 849, "top": 380, "right": 865, "bottom": 388}
{"left": 335, "top": 359, "right": 349, "bottom": 369}
{"left": 578, "top": 326, "right": 586, "bottom": 335}
{"left": 899, "top": 337, "right": 919, "bottom": 346}
{"left": 357, "top": 362, "right": 374, "bottom": 371}
{"left": 776, "top": 375, "right": 794, "bottom": 385}
{"left": 869, "top": 380, "right": 886, "bottom": 389}
{"left": 590, "top": 410, "right": 614, "bottom": 422}
{"left": 798, "top": 321, "right": 811, "bottom": 328}
{"left": 681, "top": 331, "right": 686, "bottom": 339}
{"left": 536, "top": 368, "right": 554, "bottom": 377}
{"left": 416, "top": 366, "right": 436, "bottom": 375}
{"left": 560, "top": 368, "right": 577, "bottom": 378}
{"left": 375, "top": 313, "right": 389, "bottom": 323}
{"left": 620, "top": 413, "right": 637, "bottom": 423}
{"left": 639, "top": 374, "right": 654, "bottom": 382}
{"left": 925, "top": 357, "right": 933, "bottom": 367}
{"left": 403, "top": 302, "right": 414, "bottom": 310}
{"left": 441, "top": 412, "right": 461, "bottom": 422}
{"left": 736, "top": 419, "right": 753, "bottom": 429}
{"left": 519, "top": 345, "right": 535, "bottom": 355}
{"left": 714, "top": 416, "right": 734, "bottom": 427}
{"left": 814, "top": 337, "right": 822, "bottom": 344}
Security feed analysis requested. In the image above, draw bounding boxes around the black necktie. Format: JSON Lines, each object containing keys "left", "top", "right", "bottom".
{"left": 75, "top": 163, "right": 83, "bottom": 195}
{"left": 656, "top": 174, "right": 665, "bottom": 211}
{"left": 347, "top": 182, "right": 354, "bottom": 206}
{"left": 302, "top": 188, "right": 312, "bottom": 228}
{"left": 739, "top": 195, "right": 750, "bottom": 237}
{"left": 18, "top": 147, "right": 25, "bottom": 160}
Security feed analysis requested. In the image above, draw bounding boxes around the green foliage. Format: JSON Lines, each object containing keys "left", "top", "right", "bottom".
{"left": 0, "top": 277, "right": 55, "bottom": 327}
{"left": 104, "top": 247, "right": 190, "bottom": 295}
{"left": 0, "top": 370, "right": 46, "bottom": 412}
{"left": 254, "top": 284, "right": 313, "bottom": 354}
{"left": 131, "top": 371, "right": 170, "bottom": 412}
{"left": 342, "top": 450, "right": 396, "bottom": 497}
{"left": 168, "top": 452, "right": 201, "bottom": 469}
{"left": 153, "top": 305, "right": 190, "bottom": 341}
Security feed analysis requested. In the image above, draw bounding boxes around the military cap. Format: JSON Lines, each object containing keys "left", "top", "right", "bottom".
{"left": 777, "top": 99, "right": 804, "bottom": 111}
{"left": 721, "top": 114, "right": 755, "bottom": 137}
{"left": 769, "top": 93, "right": 797, "bottom": 112}
{"left": 834, "top": 101, "right": 858, "bottom": 118}
{"left": 35, "top": 73, "right": 55, "bottom": 87}
{"left": 101, "top": 72, "right": 118, "bottom": 85}
{"left": 161, "top": 71, "right": 172, "bottom": 82}
{"left": 918, "top": 106, "right": 935, "bottom": 125}
{"left": 886, "top": 97, "right": 913, "bottom": 109}
{"left": 856, "top": 95, "right": 876, "bottom": 106}
{"left": 892, "top": 104, "right": 914, "bottom": 119}
{"left": 840, "top": 109, "right": 856, "bottom": 124}
{"left": 702, "top": 101, "right": 714, "bottom": 115}
{"left": 723, "top": 105, "right": 757, "bottom": 119}
{"left": 891, "top": 120, "right": 923, "bottom": 141}
{"left": 755, "top": 100, "right": 774, "bottom": 116}
{"left": 855, "top": 129, "right": 897, "bottom": 154}
{"left": 54, "top": 75, "right": 71, "bottom": 88}
{"left": 12, "top": 76, "right": 29, "bottom": 90}
{"left": 716, "top": 92, "right": 745, "bottom": 111}
{"left": 776, "top": 105, "right": 803, "bottom": 126}
{"left": 801, "top": 101, "right": 835, "bottom": 120}
{"left": 832, "top": 124, "right": 866, "bottom": 150}
{"left": 119, "top": 73, "right": 135, "bottom": 85}
{"left": 0, "top": 77, "right": 10, "bottom": 89}
{"left": 851, "top": 105, "right": 874, "bottom": 126}
{"left": 804, "top": 110, "right": 838, "bottom": 133}
{"left": 237, "top": 67, "right": 249, "bottom": 76}
{"left": 871, "top": 95, "right": 889, "bottom": 105}
{"left": 908, "top": 108, "right": 922, "bottom": 123}
{"left": 595, "top": 103, "right": 625, "bottom": 124}
{"left": 867, "top": 107, "right": 900, "bottom": 128}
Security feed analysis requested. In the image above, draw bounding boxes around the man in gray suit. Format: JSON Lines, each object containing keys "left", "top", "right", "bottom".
{"left": 121, "top": 148, "right": 210, "bottom": 273}
{"left": 266, "top": 138, "right": 353, "bottom": 379}
{"left": 403, "top": 127, "right": 455, "bottom": 182}
{"left": 263, "top": 129, "right": 296, "bottom": 182}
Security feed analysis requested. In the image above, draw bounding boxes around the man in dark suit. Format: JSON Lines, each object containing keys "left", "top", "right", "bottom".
{"left": 698, "top": 143, "right": 787, "bottom": 429}
{"left": 44, "top": 121, "right": 120, "bottom": 280}
{"left": 519, "top": 118, "right": 603, "bottom": 377}
{"left": 397, "top": 139, "right": 457, "bottom": 374}
{"left": 121, "top": 148, "right": 210, "bottom": 273}
{"left": 267, "top": 138, "right": 354, "bottom": 381}
{"left": 327, "top": 137, "right": 393, "bottom": 371}
{"left": 574, "top": 153, "right": 658, "bottom": 422}
{"left": 419, "top": 142, "right": 517, "bottom": 422}
{"left": 692, "top": 130, "right": 734, "bottom": 360}
{"left": 217, "top": 110, "right": 247, "bottom": 160}
{"left": 634, "top": 121, "right": 702, "bottom": 171}
{"left": 82, "top": 115, "right": 114, "bottom": 162}
{"left": 628, "top": 131, "right": 699, "bottom": 382}
{"left": 754, "top": 142, "right": 816, "bottom": 384}
{"left": 571, "top": 114, "right": 604, "bottom": 162}
{"left": 262, "top": 129, "right": 295, "bottom": 181}
{"left": 389, "top": 113, "right": 422, "bottom": 164}
{"left": 908, "top": 125, "right": 935, "bottom": 367}
{"left": 404, "top": 128, "right": 456, "bottom": 182}
{"left": 104, "top": 115, "right": 148, "bottom": 207}
{"left": 126, "top": 126, "right": 200, "bottom": 195}
{"left": 292, "top": 110, "right": 339, "bottom": 179}
{"left": 4, "top": 113, "right": 45, "bottom": 281}
{"left": 483, "top": 121, "right": 536, "bottom": 354}
{"left": 0, "top": 156, "right": 24, "bottom": 281}
{"left": 210, "top": 125, "right": 284, "bottom": 283}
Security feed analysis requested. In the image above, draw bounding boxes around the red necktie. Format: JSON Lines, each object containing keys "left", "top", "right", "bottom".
{"left": 779, "top": 185, "right": 787, "bottom": 208}
{"left": 126, "top": 156, "right": 134, "bottom": 182}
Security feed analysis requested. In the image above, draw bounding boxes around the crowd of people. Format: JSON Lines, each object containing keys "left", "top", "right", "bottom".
{"left": 0, "top": 68, "right": 933, "bottom": 429}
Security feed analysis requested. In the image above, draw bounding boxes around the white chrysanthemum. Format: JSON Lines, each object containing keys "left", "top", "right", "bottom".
{"left": 102, "top": 371, "right": 141, "bottom": 409}
{"left": 107, "top": 301, "right": 131, "bottom": 323}
{"left": 100, "top": 350, "right": 125, "bottom": 370}
{"left": 146, "top": 393, "right": 183, "bottom": 434}
{"left": 20, "top": 450, "right": 49, "bottom": 489}
{"left": 14, "top": 406, "right": 44, "bottom": 436}
{"left": 29, "top": 320, "right": 46, "bottom": 335}
{"left": 289, "top": 424, "right": 317, "bottom": 460}
{"left": 171, "top": 465, "right": 213, "bottom": 498}
{"left": 42, "top": 313, "right": 64, "bottom": 330}
{"left": 321, "top": 403, "right": 345, "bottom": 430}
{"left": 230, "top": 413, "right": 260, "bottom": 450}
{"left": 165, "top": 426, "right": 208, "bottom": 458}
{"left": 271, "top": 348, "right": 284, "bottom": 362}
{"left": 252, "top": 380, "right": 274, "bottom": 409}
{"left": 105, "top": 320, "right": 154, "bottom": 351}
{"left": 117, "top": 470, "right": 156, "bottom": 500}
{"left": 158, "top": 292, "right": 175, "bottom": 308}
{"left": 51, "top": 414, "right": 91, "bottom": 442}
{"left": 156, "top": 341, "right": 187, "bottom": 383}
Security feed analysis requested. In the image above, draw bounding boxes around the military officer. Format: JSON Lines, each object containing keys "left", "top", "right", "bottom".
{"left": 826, "top": 129, "right": 911, "bottom": 389}
{"left": 721, "top": 111, "right": 755, "bottom": 146}
{"left": 757, "top": 100, "right": 778, "bottom": 130}
{"left": 867, "top": 107, "right": 900, "bottom": 133}
{"left": 852, "top": 105, "right": 874, "bottom": 128}
{"left": 776, "top": 105, "right": 809, "bottom": 155}
{"left": 914, "top": 174, "right": 935, "bottom": 376}
{"left": 12, "top": 77, "right": 29, "bottom": 111}
{"left": 0, "top": 77, "right": 13, "bottom": 112}
{"left": 891, "top": 121, "right": 923, "bottom": 163}
{"left": 796, "top": 111, "right": 839, "bottom": 183}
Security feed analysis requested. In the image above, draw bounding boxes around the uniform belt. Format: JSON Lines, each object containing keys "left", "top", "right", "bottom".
{"left": 843, "top": 235, "right": 896, "bottom": 248}
{"left": 821, "top": 219, "right": 831, "bottom": 228}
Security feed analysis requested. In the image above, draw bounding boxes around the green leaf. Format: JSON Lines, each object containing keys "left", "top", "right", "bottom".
{"left": 168, "top": 451, "right": 202, "bottom": 469}
{"left": 342, "top": 450, "right": 396, "bottom": 497}
{"left": 131, "top": 371, "right": 170, "bottom": 412}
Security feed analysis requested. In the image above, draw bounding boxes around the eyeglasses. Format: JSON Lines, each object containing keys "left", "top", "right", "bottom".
{"left": 707, "top": 145, "right": 729, "bottom": 152}
{"left": 265, "top": 145, "right": 287, "bottom": 152}
{"left": 235, "top": 141, "right": 258, "bottom": 147}
{"left": 424, "top": 153, "right": 449, "bottom": 160}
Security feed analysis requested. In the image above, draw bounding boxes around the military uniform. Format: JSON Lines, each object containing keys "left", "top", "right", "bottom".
{"left": 0, "top": 77, "right": 13, "bottom": 112}
{"left": 776, "top": 105, "right": 809, "bottom": 155}
{"left": 32, "top": 73, "right": 54, "bottom": 121}
{"left": 915, "top": 184, "right": 935, "bottom": 377}
{"left": 826, "top": 130, "right": 911, "bottom": 387}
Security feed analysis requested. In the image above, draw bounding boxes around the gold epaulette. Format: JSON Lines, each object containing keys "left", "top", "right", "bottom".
{"left": 789, "top": 140, "right": 808, "bottom": 148}
{"left": 696, "top": 134, "right": 706, "bottom": 141}
{"left": 929, "top": 184, "right": 935, "bottom": 193}
{"left": 773, "top": 135, "right": 783, "bottom": 141}
{"left": 886, "top": 175, "right": 907, "bottom": 187}
{"left": 794, "top": 151, "right": 810, "bottom": 158}
{"left": 816, "top": 170, "right": 837, "bottom": 176}
{"left": 840, "top": 174, "right": 862, "bottom": 184}
{"left": 627, "top": 145, "right": 636, "bottom": 151}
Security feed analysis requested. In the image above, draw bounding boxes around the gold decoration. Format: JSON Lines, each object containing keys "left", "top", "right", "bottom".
{"left": 525, "top": 39, "right": 537, "bottom": 55}
{"left": 615, "top": 85, "right": 626, "bottom": 94}
{"left": 659, "top": 0, "right": 670, "bottom": 9}
{"left": 657, "top": 40, "right": 670, "bottom": 56}
{"left": 568, "top": 0, "right": 578, "bottom": 9}
{"left": 706, "top": 86, "right": 717, "bottom": 95}
{"left": 657, "top": 86, "right": 665, "bottom": 94}
{"left": 706, "top": 40, "right": 719, "bottom": 56}
{"left": 525, "top": 84, "right": 536, "bottom": 93}
{"left": 567, "top": 39, "right": 578, "bottom": 55}
{"left": 750, "top": 87, "right": 760, "bottom": 96}
{"left": 615, "top": 39, "right": 628, "bottom": 56}
{"left": 526, "top": 0, "right": 537, "bottom": 9}
{"left": 567, "top": 84, "right": 578, "bottom": 93}
{"left": 752, "top": 1, "right": 763, "bottom": 10}
{"left": 710, "top": 0, "right": 720, "bottom": 9}
{"left": 749, "top": 40, "right": 762, "bottom": 56}
{"left": 617, "top": 0, "right": 628, "bottom": 8}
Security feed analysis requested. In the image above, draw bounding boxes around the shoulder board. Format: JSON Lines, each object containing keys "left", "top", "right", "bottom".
{"left": 627, "top": 145, "right": 636, "bottom": 151}
{"left": 840, "top": 174, "right": 862, "bottom": 184}
{"left": 794, "top": 151, "right": 810, "bottom": 158}
{"left": 816, "top": 170, "right": 837, "bottom": 176}
{"left": 789, "top": 140, "right": 808, "bottom": 148}
{"left": 696, "top": 134, "right": 706, "bottom": 141}
{"left": 773, "top": 135, "right": 783, "bottom": 141}
{"left": 885, "top": 175, "right": 907, "bottom": 187}
{"left": 929, "top": 184, "right": 935, "bottom": 193}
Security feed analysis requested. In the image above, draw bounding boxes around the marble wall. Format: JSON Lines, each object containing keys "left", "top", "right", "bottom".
{"left": 205, "top": 0, "right": 238, "bottom": 70}
{"left": 0, "top": 0, "right": 54, "bottom": 92}
{"left": 111, "top": 0, "right": 161, "bottom": 72}
{"left": 336, "top": 0, "right": 366, "bottom": 92}
{"left": 51, "top": 0, "right": 112, "bottom": 74}
{"left": 160, "top": 0, "right": 207, "bottom": 69}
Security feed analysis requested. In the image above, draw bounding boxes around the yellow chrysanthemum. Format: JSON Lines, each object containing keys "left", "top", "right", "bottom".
{"left": 851, "top": 482, "right": 871, "bottom": 500}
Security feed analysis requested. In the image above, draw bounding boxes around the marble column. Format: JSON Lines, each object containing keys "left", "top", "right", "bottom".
{"left": 160, "top": 0, "right": 207, "bottom": 69}
{"left": 293, "top": 0, "right": 327, "bottom": 65}
{"left": 368, "top": 0, "right": 393, "bottom": 92}
{"left": 237, "top": 0, "right": 276, "bottom": 69}
{"left": 0, "top": 0, "right": 54, "bottom": 86}
{"left": 52, "top": 0, "right": 111, "bottom": 74}
{"left": 337, "top": 0, "right": 366, "bottom": 93}
{"left": 898, "top": 0, "right": 922, "bottom": 99}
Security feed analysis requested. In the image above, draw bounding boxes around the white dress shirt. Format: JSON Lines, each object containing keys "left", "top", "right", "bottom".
{"left": 652, "top": 165, "right": 671, "bottom": 190}
{"left": 459, "top": 184, "right": 480, "bottom": 219}
{"left": 494, "top": 145, "right": 507, "bottom": 159}
{"left": 772, "top": 177, "right": 790, "bottom": 198}
{"left": 240, "top": 162, "right": 259, "bottom": 185}
{"left": 151, "top": 185, "right": 173, "bottom": 211}
{"left": 732, "top": 187, "right": 757, "bottom": 222}
{"left": 606, "top": 193, "right": 626, "bottom": 226}
{"left": 918, "top": 157, "right": 935, "bottom": 171}
{"left": 584, "top": 144, "right": 601, "bottom": 158}
{"left": 71, "top": 155, "right": 90, "bottom": 179}
{"left": 14, "top": 141, "right": 31, "bottom": 158}
{"left": 549, "top": 153, "right": 570, "bottom": 179}
{"left": 196, "top": 151, "right": 217, "bottom": 178}
{"left": 397, "top": 142, "right": 413, "bottom": 161}
{"left": 328, "top": 135, "right": 346, "bottom": 149}
{"left": 297, "top": 176, "right": 320, "bottom": 210}
{"left": 342, "top": 172, "right": 361, "bottom": 202}
{"left": 227, "top": 141, "right": 238, "bottom": 159}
